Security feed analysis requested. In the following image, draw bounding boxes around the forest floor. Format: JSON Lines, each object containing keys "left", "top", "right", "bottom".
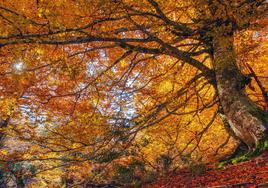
{"left": 143, "top": 152, "right": 268, "bottom": 188}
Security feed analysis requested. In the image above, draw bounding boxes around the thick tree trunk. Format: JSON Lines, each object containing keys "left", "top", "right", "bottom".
{"left": 213, "top": 33, "right": 268, "bottom": 150}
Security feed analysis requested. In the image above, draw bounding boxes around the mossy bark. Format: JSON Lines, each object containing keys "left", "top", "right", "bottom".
{"left": 213, "top": 33, "right": 268, "bottom": 151}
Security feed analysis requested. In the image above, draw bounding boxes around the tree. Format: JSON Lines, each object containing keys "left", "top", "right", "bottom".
{"left": 0, "top": 0, "right": 267, "bottom": 185}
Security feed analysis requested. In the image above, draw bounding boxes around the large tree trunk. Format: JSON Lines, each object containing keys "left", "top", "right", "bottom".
{"left": 213, "top": 33, "right": 268, "bottom": 150}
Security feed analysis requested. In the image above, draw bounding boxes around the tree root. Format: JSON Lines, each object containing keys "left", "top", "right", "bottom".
{"left": 218, "top": 139, "right": 268, "bottom": 168}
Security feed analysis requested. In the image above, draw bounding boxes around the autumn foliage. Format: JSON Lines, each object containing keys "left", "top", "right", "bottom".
{"left": 0, "top": 0, "right": 267, "bottom": 187}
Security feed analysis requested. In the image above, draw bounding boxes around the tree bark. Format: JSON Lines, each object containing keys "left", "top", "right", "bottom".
{"left": 213, "top": 33, "right": 268, "bottom": 150}
{"left": 0, "top": 118, "right": 8, "bottom": 146}
{"left": 0, "top": 118, "right": 10, "bottom": 188}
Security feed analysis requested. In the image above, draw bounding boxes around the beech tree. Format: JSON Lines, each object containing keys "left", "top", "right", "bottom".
{"left": 0, "top": 0, "right": 267, "bottom": 186}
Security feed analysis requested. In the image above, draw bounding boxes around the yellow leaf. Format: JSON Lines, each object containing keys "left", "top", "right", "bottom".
{"left": 157, "top": 80, "right": 173, "bottom": 94}
{"left": 120, "top": 60, "right": 128, "bottom": 68}
{"left": 36, "top": 48, "right": 44, "bottom": 55}
{"left": 37, "top": 8, "right": 44, "bottom": 17}
{"left": 0, "top": 150, "right": 9, "bottom": 155}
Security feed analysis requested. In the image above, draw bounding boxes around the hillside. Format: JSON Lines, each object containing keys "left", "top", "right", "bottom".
{"left": 143, "top": 153, "right": 268, "bottom": 188}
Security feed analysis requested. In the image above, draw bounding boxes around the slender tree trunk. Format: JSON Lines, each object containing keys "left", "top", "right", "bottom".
{"left": 0, "top": 118, "right": 11, "bottom": 188}
{"left": 0, "top": 118, "right": 8, "bottom": 147}
{"left": 212, "top": 33, "right": 268, "bottom": 150}
{"left": 0, "top": 118, "right": 7, "bottom": 187}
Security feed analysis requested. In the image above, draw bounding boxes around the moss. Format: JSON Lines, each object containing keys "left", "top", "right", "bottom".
{"left": 231, "top": 155, "right": 249, "bottom": 164}
{"left": 248, "top": 138, "right": 268, "bottom": 158}
{"left": 217, "top": 162, "right": 226, "bottom": 169}
{"left": 218, "top": 137, "right": 268, "bottom": 168}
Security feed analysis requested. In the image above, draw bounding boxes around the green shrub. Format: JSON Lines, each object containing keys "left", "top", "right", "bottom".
{"left": 181, "top": 154, "right": 206, "bottom": 176}
{"left": 112, "top": 159, "right": 153, "bottom": 187}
